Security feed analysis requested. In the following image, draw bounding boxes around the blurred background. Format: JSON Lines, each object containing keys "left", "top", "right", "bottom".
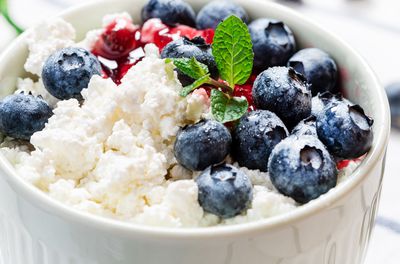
{"left": 1, "top": 0, "right": 399, "bottom": 263}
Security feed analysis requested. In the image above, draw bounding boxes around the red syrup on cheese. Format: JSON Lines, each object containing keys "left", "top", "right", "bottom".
{"left": 92, "top": 18, "right": 215, "bottom": 84}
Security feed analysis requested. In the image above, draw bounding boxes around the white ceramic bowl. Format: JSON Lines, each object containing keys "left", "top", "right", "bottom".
{"left": 0, "top": 0, "right": 390, "bottom": 263}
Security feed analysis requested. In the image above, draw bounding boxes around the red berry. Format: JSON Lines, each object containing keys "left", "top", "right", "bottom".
{"left": 93, "top": 17, "right": 140, "bottom": 60}
{"left": 201, "top": 29, "right": 215, "bottom": 44}
{"left": 336, "top": 160, "right": 351, "bottom": 170}
{"left": 233, "top": 74, "right": 258, "bottom": 110}
{"left": 141, "top": 18, "right": 169, "bottom": 44}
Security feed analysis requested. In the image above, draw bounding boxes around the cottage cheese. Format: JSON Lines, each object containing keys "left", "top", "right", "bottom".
{"left": 0, "top": 16, "right": 362, "bottom": 228}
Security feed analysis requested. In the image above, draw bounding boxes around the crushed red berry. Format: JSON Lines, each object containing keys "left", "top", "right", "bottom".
{"left": 233, "top": 74, "right": 258, "bottom": 110}
{"left": 93, "top": 17, "right": 141, "bottom": 60}
{"left": 141, "top": 18, "right": 214, "bottom": 50}
{"left": 92, "top": 17, "right": 215, "bottom": 84}
{"left": 336, "top": 157, "right": 363, "bottom": 170}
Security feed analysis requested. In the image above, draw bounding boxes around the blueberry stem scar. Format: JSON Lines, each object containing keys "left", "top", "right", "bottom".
{"left": 0, "top": 0, "right": 24, "bottom": 34}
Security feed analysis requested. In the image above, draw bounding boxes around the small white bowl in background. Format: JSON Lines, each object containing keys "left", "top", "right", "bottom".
{"left": 0, "top": 0, "right": 390, "bottom": 263}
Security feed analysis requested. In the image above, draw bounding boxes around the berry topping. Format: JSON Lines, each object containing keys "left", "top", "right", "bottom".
{"left": 249, "top": 18, "right": 296, "bottom": 71}
{"left": 316, "top": 100, "right": 373, "bottom": 159}
{"left": 233, "top": 74, "right": 257, "bottom": 110}
{"left": 174, "top": 119, "right": 231, "bottom": 171}
{"left": 196, "top": 163, "right": 252, "bottom": 218}
{"left": 268, "top": 135, "right": 338, "bottom": 203}
{"left": 0, "top": 93, "right": 53, "bottom": 140}
{"left": 161, "top": 37, "right": 219, "bottom": 85}
{"left": 42, "top": 47, "right": 101, "bottom": 100}
{"left": 232, "top": 110, "right": 289, "bottom": 172}
{"left": 288, "top": 48, "right": 338, "bottom": 95}
{"left": 252, "top": 67, "right": 312, "bottom": 128}
{"left": 196, "top": 0, "right": 249, "bottom": 30}
{"left": 141, "top": 18, "right": 215, "bottom": 50}
{"left": 92, "top": 17, "right": 140, "bottom": 60}
{"left": 291, "top": 115, "right": 317, "bottom": 137}
{"left": 385, "top": 82, "right": 400, "bottom": 129}
{"left": 141, "top": 0, "right": 196, "bottom": 27}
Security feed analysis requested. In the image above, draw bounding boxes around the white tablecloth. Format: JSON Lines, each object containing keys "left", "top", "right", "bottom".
{"left": 1, "top": 0, "right": 399, "bottom": 263}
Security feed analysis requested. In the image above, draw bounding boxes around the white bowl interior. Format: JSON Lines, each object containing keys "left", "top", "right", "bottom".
{"left": 0, "top": 0, "right": 390, "bottom": 235}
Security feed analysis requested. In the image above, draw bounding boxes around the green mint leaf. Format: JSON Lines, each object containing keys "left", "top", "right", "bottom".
{"left": 212, "top": 15, "right": 254, "bottom": 88}
{"left": 179, "top": 74, "right": 211, "bottom": 97}
{"left": 211, "top": 89, "right": 248, "bottom": 123}
{"left": 167, "top": 57, "right": 209, "bottom": 79}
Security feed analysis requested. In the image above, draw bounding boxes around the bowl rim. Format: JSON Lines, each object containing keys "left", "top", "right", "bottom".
{"left": 0, "top": 0, "right": 391, "bottom": 239}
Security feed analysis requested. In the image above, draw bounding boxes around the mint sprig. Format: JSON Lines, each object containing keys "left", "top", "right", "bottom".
{"left": 212, "top": 15, "right": 254, "bottom": 88}
{"left": 166, "top": 57, "right": 209, "bottom": 79}
{"left": 211, "top": 89, "right": 248, "bottom": 123}
{"left": 167, "top": 15, "right": 254, "bottom": 123}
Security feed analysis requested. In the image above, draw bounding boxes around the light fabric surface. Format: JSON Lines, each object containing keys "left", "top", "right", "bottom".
{"left": 0, "top": 0, "right": 399, "bottom": 262}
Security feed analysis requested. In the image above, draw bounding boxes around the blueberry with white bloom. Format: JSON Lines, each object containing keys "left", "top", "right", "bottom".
{"left": 232, "top": 110, "right": 288, "bottom": 172}
{"left": 42, "top": 47, "right": 101, "bottom": 100}
{"left": 161, "top": 37, "right": 218, "bottom": 86}
{"left": 291, "top": 115, "right": 317, "bottom": 137}
{"left": 141, "top": 0, "right": 196, "bottom": 27}
{"left": 288, "top": 48, "right": 338, "bottom": 95}
{"left": 252, "top": 66, "right": 311, "bottom": 128}
{"left": 0, "top": 93, "right": 52, "bottom": 140}
{"left": 196, "top": 0, "right": 249, "bottom": 29}
{"left": 249, "top": 18, "right": 296, "bottom": 71}
{"left": 196, "top": 163, "right": 252, "bottom": 218}
{"left": 316, "top": 99, "right": 373, "bottom": 159}
{"left": 174, "top": 119, "right": 231, "bottom": 171}
{"left": 268, "top": 135, "right": 337, "bottom": 203}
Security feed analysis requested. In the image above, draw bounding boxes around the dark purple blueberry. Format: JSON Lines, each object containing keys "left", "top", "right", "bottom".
{"left": 196, "top": 164, "right": 252, "bottom": 218}
{"left": 161, "top": 37, "right": 218, "bottom": 86}
{"left": 141, "top": 0, "right": 196, "bottom": 27}
{"left": 174, "top": 119, "right": 231, "bottom": 171}
{"left": 42, "top": 47, "right": 101, "bottom": 100}
{"left": 268, "top": 135, "right": 338, "bottom": 203}
{"left": 311, "top": 92, "right": 350, "bottom": 118}
{"left": 316, "top": 100, "right": 373, "bottom": 159}
{"left": 248, "top": 18, "right": 296, "bottom": 71}
{"left": 288, "top": 48, "right": 338, "bottom": 96}
{"left": 232, "top": 110, "right": 288, "bottom": 172}
{"left": 252, "top": 66, "right": 312, "bottom": 128}
{"left": 196, "top": 0, "right": 249, "bottom": 29}
{"left": 0, "top": 93, "right": 53, "bottom": 140}
{"left": 291, "top": 115, "right": 317, "bottom": 137}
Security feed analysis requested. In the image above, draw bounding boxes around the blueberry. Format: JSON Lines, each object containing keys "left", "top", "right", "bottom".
{"left": 141, "top": 0, "right": 196, "bottom": 27}
{"left": 268, "top": 135, "right": 338, "bottom": 203}
{"left": 232, "top": 110, "right": 288, "bottom": 172}
{"left": 196, "top": 163, "right": 252, "bottom": 218}
{"left": 161, "top": 37, "right": 218, "bottom": 86}
{"left": 248, "top": 18, "right": 296, "bottom": 71}
{"left": 196, "top": 0, "right": 249, "bottom": 30}
{"left": 0, "top": 93, "right": 53, "bottom": 140}
{"left": 288, "top": 48, "right": 338, "bottom": 96}
{"left": 42, "top": 47, "right": 101, "bottom": 100}
{"left": 291, "top": 115, "right": 317, "bottom": 137}
{"left": 252, "top": 67, "right": 312, "bottom": 128}
{"left": 316, "top": 100, "right": 373, "bottom": 159}
{"left": 385, "top": 82, "right": 400, "bottom": 129}
{"left": 311, "top": 92, "right": 350, "bottom": 118}
{"left": 174, "top": 119, "right": 231, "bottom": 171}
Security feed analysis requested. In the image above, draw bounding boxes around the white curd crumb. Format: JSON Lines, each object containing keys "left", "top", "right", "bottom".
{"left": 24, "top": 18, "right": 76, "bottom": 75}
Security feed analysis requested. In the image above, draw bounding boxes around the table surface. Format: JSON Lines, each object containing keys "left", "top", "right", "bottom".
{"left": 1, "top": 0, "right": 399, "bottom": 263}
